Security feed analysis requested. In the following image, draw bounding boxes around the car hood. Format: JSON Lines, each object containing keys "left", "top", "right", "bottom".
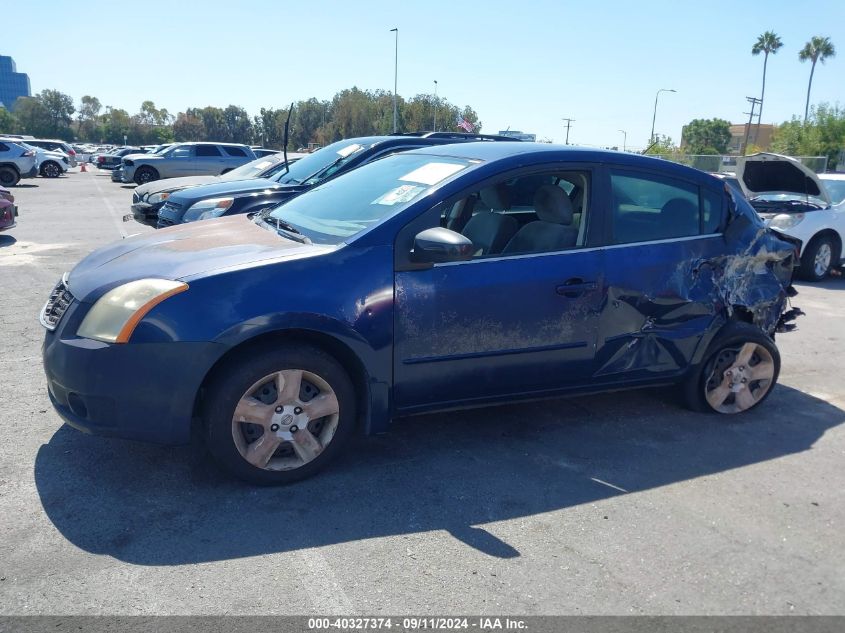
{"left": 169, "top": 178, "right": 285, "bottom": 205}
{"left": 735, "top": 152, "right": 831, "bottom": 205}
{"left": 135, "top": 175, "right": 221, "bottom": 198}
{"left": 67, "top": 215, "right": 329, "bottom": 302}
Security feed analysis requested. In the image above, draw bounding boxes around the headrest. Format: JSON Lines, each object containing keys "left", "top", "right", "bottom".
{"left": 480, "top": 185, "right": 510, "bottom": 210}
{"left": 533, "top": 184, "right": 573, "bottom": 224}
{"left": 661, "top": 198, "right": 698, "bottom": 216}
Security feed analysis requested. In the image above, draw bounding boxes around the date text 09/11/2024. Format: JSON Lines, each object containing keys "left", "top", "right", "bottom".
{"left": 307, "top": 617, "right": 528, "bottom": 630}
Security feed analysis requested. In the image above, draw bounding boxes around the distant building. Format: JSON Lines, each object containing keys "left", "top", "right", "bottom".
{"left": 727, "top": 123, "right": 775, "bottom": 154}
{"left": 0, "top": 55, "right": 31, "bottom": 110}
{"left": 498, "top": 130, "right": 536, "bottom": 142}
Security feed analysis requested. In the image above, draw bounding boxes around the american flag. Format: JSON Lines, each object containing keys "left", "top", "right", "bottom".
{"left": 455, "top": 115, "right": 475, "bottom": 132}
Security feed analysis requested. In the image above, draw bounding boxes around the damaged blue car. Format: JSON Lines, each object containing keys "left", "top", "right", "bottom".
{"left": 41, "top": 143, "right": 802, "bottom": 484}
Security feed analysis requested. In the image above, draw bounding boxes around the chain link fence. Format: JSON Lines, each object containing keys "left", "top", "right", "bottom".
{"left": 647, "top": 154, "right": 829, "bottom": 174}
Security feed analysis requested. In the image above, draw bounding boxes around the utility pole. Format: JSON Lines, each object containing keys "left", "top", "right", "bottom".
{"left": 433, "top": 80, "right": 438, "bottom": 132}
{"left": 618, "top": 129, "right": 627, "bottom": 152}
{"left": 650, "top": 88, "right": 676, "bottom": 144}
{"left": 390, "top": 28, "right": 398, "bottom": 133}
{"left": 741, "top": 96, "right": 762, "bottom": 156}
{"left": 561, "top": 118, "right": 575, "bottom": 145}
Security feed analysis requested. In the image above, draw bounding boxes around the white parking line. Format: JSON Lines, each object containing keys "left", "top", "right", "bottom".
{"left": 87, "top": 170, "right": 129, "bottom": 238}
{"left": 295, "top": 548, "right": 356, "bottom": 614}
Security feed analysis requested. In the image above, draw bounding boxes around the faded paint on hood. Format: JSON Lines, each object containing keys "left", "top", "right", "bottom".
{"left": 735, "top": 153, "right": 831, "bottom": 205}
{"left": 67, "top": 215, "right": 330, "bottom": 302}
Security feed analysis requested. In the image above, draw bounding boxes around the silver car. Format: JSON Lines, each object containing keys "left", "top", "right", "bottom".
{"left": 121, "top": 142, "right": 256, "bottom": 185}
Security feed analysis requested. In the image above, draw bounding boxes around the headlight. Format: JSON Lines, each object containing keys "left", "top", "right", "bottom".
{"left": 148, "top": 191, "right": 170, "bottom": 205}
{"left": 769, "top": 213, "right": 805, "bottom": 230}
{"left": 184, "top": 197, "right": 234, "bottom": 221}
{"left": 77, "top": 279, "right": 188, "bottom": 343}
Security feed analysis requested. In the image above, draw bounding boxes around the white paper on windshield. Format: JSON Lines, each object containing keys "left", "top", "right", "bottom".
{"left": 254, "top": 160, "right": 272, "bottom": 170}
{"left": 399, "top": 162, "right": 465, "bottom": 186}
{"left": 372, "top": 184, "right": 425, "bottom": 206}
{"left": 337, "top": 143, "right": 363, "bottom": 158}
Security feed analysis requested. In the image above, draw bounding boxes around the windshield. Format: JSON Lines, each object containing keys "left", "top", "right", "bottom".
{"left": 270, "top": 139, "right": 371, "bottom": 185}
{"left": 267, "top": 153, "right": 473, "bottom": 245}
{"left": 221, "top": 155, "right": 284, "bottom": 181}
{"left": 821, "top": 179, "right": 845, "bottom": 205}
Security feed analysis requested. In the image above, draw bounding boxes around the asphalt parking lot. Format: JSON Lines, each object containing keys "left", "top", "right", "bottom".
{"left": 1, "top": 168, "right": 844, "bottom": 616}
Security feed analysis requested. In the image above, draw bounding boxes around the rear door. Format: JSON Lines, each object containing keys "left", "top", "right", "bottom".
{"left": 194, "top": 144, "right": 226, "bottom": 175}
{"left": 220, "top": 145, "right": 251, "bottom": 170}
{"left": 594, "top": 166, "right": 728, "bottom": 382}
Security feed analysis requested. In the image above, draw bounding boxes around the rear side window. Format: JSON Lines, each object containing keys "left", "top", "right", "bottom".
{"left": 196, "top": 145, "right": 221, "bottom": 157}
{"left": 0, "top": 143, "right": 8, "bottom": 152}
{"left": 222, "top": 146, "right": 247, "bottom": 157}
{"left": 610, "top": 170, "right": 721, "bottom": 244}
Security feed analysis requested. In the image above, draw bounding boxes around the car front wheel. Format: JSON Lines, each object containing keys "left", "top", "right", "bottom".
{"left": 0, "top": 166, "right": 19, "bottom": 187}
{"left": 684, "top": 322, "right": 780, "bottom": 415}
{"left": 203, "top": 343, "right": 356, "bottom": 485}
{"left": 40, "top": 161, "right": 61, "bottom": 178}
{"left": 799, "top": 235, "right": 838, "bottom": 281}
{"left": 134, "top": 166, "right": 158, "bottom": 185}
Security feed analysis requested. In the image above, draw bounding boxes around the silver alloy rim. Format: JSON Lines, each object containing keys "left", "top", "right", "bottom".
{"left": 704, "top": 342, "right": 775, "bottom": 413}
{"left": 231, "top": 369, "right": 340, "bottom": 471}
{"left": 44, "top": 163, "right": 59, "bottom": 177}
{"left": 814, "top": 243, "right": 832, "bottom": 277}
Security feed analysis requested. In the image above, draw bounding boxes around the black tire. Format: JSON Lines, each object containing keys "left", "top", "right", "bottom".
{"left": 683, "top": 321, "right": 780, "bottom": 415}
{"left": 0, "top": 166, "right": 20, "bottom": 187}
{"left": 134, "top": 166, "right": 159, "bottom": 185}
{"left": 40, "top": 161, "right": 61, "bottom": 178}
{"left": 798, "top": 234, "right": 839, "bottom": 282}
{"left": 203, "top": 342, "right": 357, "bottom": 485}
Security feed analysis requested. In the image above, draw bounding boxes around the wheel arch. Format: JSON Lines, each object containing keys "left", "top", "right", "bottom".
{"left": 193, "top": 327, "right": 374, "bottom": 436}
{"left": 806, "top": 228, "right": 842, "bottom": 255}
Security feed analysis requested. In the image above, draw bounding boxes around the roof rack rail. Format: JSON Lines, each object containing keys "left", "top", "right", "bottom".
{"left": 389, "top": 131, "right": 524, "bottom": 142}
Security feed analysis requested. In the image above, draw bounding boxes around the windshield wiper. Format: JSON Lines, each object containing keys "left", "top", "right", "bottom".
{"left": 268, "top": 216, "right": 311, "bottom": 244}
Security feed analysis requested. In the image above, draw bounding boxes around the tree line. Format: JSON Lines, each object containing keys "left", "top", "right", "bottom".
{"left": 0, "top": 87, "right": 482, "bottom": 149}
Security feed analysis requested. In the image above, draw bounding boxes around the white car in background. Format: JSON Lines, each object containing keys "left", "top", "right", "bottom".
{"left": 31, "top": 146, "right": 70, "bottom": 178}
{"left": 735, "top": 153, "right": 844, "bottom": 281}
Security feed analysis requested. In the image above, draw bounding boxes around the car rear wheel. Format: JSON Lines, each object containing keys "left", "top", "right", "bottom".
{"left": 799, "top": 235, "right": 838, "bottom": 281}
{"left": 134, "top": 166, "right": 159, "bottom": 185}
{"left": 0, "top": 166, "right": 19, "bottom": 187}
{"left": 40, "top": 161, "right": 61, "bottom": 178}
{"left": 684, "top": 322, "right": 780, "bottom": 415}
{"left": 203, "top": 343, "right": 356, "bottom": 485}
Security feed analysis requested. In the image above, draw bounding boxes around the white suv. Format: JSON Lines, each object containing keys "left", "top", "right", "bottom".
{"left": 0, "top": 139, "right": 38, "bottom": 187}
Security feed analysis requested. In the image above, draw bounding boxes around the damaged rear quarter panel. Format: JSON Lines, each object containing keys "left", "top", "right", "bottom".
{"left": 595, "top": 205, "right": 798, "bottom": 381}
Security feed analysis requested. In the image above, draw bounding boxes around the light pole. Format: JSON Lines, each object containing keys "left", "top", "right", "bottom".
{"left": 618, "top": 129, "right": 627, "bottom": 152}
{"left": 390, "top": 28, "right": 398, "bottom": 133}
{"left": 650, "top": 88, "right": 676, "bottom": 144}
{"left": 433, "top": 80, "right": 438, "bottom": 132}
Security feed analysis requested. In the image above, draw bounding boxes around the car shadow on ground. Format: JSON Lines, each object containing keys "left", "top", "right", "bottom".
{"left": 12, "top": 184, "right": 38, "bottom": 189}
{"left": 0, "top": 235, "right": 16, "bottom": 248}
{"left": 795, "top": 273, "right": 845, "bottom": 292}
{"left": 34, "top": 383, "right": 843, "bottom": 565}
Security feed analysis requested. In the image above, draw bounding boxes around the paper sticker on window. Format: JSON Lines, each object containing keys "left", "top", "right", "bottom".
{"left": 337, "top": 143, "right": 363, "bottom": 158}
{"left": 373, "top": 184, "right": 425, "bottom": 206}
{"left": 399, "top": 162, "right": 466, "bottom": 185}
{"left": 254, "top": 161, "right": 272, "bottom": 170}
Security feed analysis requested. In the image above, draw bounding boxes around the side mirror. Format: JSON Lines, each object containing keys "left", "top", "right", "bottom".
{"left": 411, "top": 227, "right": 474, "bottom": 264}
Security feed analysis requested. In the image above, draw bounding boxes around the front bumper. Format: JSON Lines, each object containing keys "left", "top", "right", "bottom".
{"left": 129, "top": 202, "right": 160, "bottom": 227}
{"left": 42, "top": 301, "right": 226, "bottom": 445}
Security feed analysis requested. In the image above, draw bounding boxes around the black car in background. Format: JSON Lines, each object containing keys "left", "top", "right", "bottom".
{"left": 97, "top": 147, "right": 145, "bottom": 170}
{"left": 156, "top": 132, "right": 519, "bottom": 228}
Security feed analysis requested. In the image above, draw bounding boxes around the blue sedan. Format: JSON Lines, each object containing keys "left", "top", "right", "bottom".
{"left": 41, "top": 143, "right": 801, "bottom": 484}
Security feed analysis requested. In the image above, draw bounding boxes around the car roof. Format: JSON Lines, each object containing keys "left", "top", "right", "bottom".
{"left": 400, "top": 142, "right": 722, "bottom": 185}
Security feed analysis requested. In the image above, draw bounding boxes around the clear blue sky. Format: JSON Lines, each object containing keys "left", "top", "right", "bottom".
{"left": 5, "top": 0, "right": 844, "bottom": 149}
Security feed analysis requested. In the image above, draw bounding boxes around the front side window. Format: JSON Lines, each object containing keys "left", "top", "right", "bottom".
{"left": 444, "top": 171, "right": 591, "bottom": 257}
{"left": 610, "top": 170, "right": 719, "bottom": 244}
{"left": 169, "top": 146, "right": 193, "bottom": 159}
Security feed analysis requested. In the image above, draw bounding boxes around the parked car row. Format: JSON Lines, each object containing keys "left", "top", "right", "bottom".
{"left": 0, "top": 185, "right": 16, "bottom": 232}
{"left": 45, "top": 137, "right": 806, "bottom": 484}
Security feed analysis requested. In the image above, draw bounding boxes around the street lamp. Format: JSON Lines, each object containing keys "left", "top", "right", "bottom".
{"left": 433, "top": 80, "right": 438, "bottom": 132}
{"left": 650, "top": 88, "right": 676, "bottom": 144}
{"left": 618, "top": 129, "right": 627, "bottom": 152}
{"left": 390, "top": 28, "right": 398, "bottom": 133}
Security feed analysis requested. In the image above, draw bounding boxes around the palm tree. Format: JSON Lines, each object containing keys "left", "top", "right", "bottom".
{"left": 799, "top": 36, "right": 836, "bottom": 122}
{"left": 751, "top": 31, "right": 783, "bottom": 140}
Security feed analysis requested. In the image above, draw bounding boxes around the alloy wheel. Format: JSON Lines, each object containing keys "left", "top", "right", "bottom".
{"left": 231, "top": 369, "right": 340, "bottom": 471}
{"left": 704, "top": 342, "right": 775, "bottom": 413}
{"left": 814, "top": 242, "right": 832, "bottom": 278}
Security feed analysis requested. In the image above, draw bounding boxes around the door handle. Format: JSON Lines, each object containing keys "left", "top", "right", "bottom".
{"left": 556, "top": 278, "right": 597, "bottom": 298}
